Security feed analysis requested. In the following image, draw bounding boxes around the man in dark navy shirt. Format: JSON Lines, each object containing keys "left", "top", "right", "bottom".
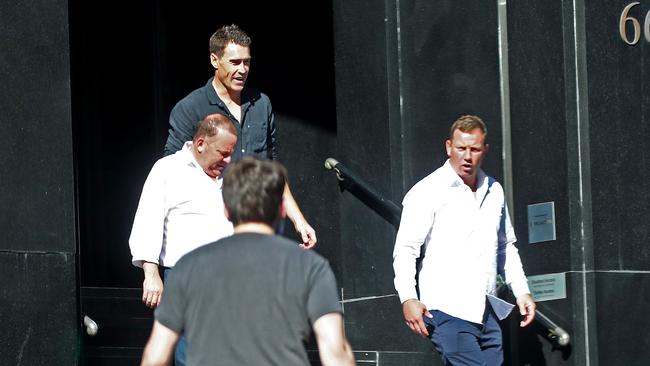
{"left": 163, "top": 24, "right": 317, "bottom": 249}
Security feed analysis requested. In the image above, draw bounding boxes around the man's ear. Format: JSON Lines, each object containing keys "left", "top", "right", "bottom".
{"left": 445, "top": 139, "right": 452, "bottom": 157}
{"left": 210, "top": 53, "right": 219, "bottom": 69}
{"left": 484, "top": 143, "right": 490, "bottom": 155}
{"left": 196, "top": 137, "right": 205, "bottom": 153}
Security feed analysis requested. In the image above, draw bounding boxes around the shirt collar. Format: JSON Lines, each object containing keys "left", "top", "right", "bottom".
{"left": 206, "top": 77, "right": 252, "bottom": 108}
{"left": 441, "top": 160, "right": 491, "bottom": 207}
{"left": 181, "top": 141, "right": 198, "bottom": 167}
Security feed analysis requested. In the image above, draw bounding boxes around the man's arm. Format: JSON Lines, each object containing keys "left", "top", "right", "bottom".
{"left": 140, "top": 320, "right": 180, "bottom": 366}
{"left": 283, "top": 183, "right": 317, "bottom": 248}
{"left": 497, "top": 203, "right": 536, "bottom": 327}
{"left": 129, "top": 161, "right": 167, "bottom": 308}
{"left": 392, "top": 185, "right": 436, "bottom": 336}
{"left": 313, "top": 312, "right": 354, "bottom": 366}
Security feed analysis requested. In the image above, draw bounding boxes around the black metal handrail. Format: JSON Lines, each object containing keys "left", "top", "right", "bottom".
{"left": 324, "top": 157, "right": 570, "bottom": 347}
{"left": 324, "top": 158, "right": 402, "bottom": 228}
{"left": 536, "top": 309, "right": 570, "bottom": 346}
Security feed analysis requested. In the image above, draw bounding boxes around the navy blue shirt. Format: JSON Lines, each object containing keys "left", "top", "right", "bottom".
{"left": 164, "top": 78, "right": 276, "bottom": 161}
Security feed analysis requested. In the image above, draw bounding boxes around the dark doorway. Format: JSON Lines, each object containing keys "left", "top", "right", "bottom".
{"left": 69, "top": 1, "right": 337, "bottom": 363}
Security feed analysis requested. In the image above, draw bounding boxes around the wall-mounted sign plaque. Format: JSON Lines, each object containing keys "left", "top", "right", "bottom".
{"left": 527, "top": 202, "right": 556, "bottom": 244}
{"left": 528, "top": 272, "right": 567, "bottom": 302}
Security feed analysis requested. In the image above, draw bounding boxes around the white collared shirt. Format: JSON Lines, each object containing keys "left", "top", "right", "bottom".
{"left": 393, "top": 160, "right": 530, "bottom": 324}
{"left": 129, "top": 142, "right": 234, "bottom": 268}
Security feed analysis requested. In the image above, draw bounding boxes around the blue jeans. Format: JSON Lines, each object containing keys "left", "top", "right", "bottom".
{"left": 423, "top": 305, "right": 503, "bottom": 366}
{"left": 163, "top": 268, "right": 186, "bottom": 366}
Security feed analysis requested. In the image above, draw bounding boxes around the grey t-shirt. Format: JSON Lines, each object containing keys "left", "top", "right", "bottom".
{"left": 155, "top": 233, "right": 341, "bottom": 366}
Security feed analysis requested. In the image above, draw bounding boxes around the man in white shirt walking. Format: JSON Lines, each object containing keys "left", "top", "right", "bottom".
{"left": 129, "top": 113, "right": 237, "bottom": 366}
{"left": 393, "top": 115, "right": 536, "bottom": 365}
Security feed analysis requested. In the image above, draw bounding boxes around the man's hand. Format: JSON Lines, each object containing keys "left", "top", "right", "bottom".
{"left": 402, "top": 299, "right": 432, "bottom": 337}
{"left": 282, "top": 183, "right": 317, "bottom": 249}
{"left": 142, "top": 262, "right": 163, "bottom": 309}
{"left": 516, "top": 293, "right": 536, "bottom": 327}
{"left": 295, "top": 219, "right": 317, "bottom": 249}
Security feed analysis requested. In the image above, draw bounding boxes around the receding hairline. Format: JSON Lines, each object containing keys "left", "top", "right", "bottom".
{"left": 193, "top": 113, "right": 237, "bottom": 142}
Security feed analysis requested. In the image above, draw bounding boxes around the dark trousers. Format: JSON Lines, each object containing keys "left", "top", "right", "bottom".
{"left": 423, "top": 304, "right": 503, "bottom": 366}
{"left": 163, "top": 268, "right": 186, "bottom": 366}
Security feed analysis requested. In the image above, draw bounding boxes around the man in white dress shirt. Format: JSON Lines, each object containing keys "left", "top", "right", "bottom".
{"left": 393, "top": 115, "right": 536, "bottom": 365}
{"left": 129, "top": 113, "right": 236, "bottom": 365}
{"left": 130, "top": 113, "right": 237, "bottom": 308}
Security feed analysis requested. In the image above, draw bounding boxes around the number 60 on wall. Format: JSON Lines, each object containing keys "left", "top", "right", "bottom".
{"left": 620, "top": 2, "right": 650, "bottom": 45}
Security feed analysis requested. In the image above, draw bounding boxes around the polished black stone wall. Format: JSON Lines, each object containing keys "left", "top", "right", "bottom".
{"left": 332, "top": 0, "right": 414, "bottom": 355}
{"left": 507, "top": 2, "right": 575, "bottom": 364}
{"left": 399, "top": 1, "right": 504, "bottom": 187}
{"left": 0, "top": 0, "right": 78, "bottom": 364}
{"left": 585, "top": 1, "right": 650, "bottom": 364}
{"left": 507, "top": 0, "right": 650, "bottom": 365}
{"left": 586, "top": 0, "right": 650, "bottom": 271}
{"left": 508, "top": 0, "right": 571, "bottom": 274}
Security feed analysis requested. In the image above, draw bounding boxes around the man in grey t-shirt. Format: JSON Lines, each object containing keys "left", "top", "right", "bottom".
{"left": 140, "top": 157, "right": 354, "bottom": 366}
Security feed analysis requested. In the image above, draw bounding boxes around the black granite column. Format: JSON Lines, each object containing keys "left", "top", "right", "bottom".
{"left": 585, "top": 1, "right": 650, "bottom": 364}
{"left": 508, "top": 0, "right": 650, "bottom": 365}
{"left": 0, "top": 0, "right": 78, "bottom": 364}
{"left": 506, "top": 0, "right": 578, "bottom": 364}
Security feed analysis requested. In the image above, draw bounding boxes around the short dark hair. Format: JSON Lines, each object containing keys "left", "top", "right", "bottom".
{"left": 449, "top": 115, "right": 488, "bottom": 140}
{"left": 193, "top": 113, "right": 237, "bottom": 143}
{"left": 222, "top": 157, "right": 287, "bottom": 226}
{"left": 209, "top": 24, "right": 252, "bottom": 57}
